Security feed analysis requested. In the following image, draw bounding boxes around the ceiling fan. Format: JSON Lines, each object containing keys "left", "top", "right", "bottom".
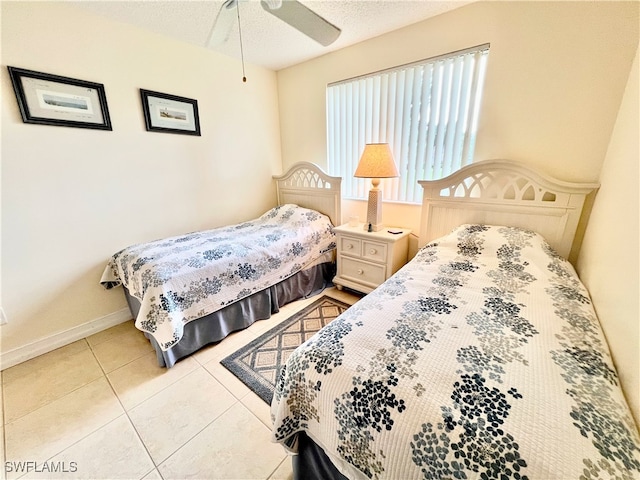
{"left": 207, "top": 0, "right": 341, "bottom": 48}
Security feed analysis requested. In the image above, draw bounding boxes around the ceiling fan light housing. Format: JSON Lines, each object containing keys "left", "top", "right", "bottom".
{"left": 262, "top": 0, "right": 283, "bottom": 10}
{"left": 209, "top": 0, "right": 341, "bottom": 49}
{"left": 260, "top": 0, "right": 341, "bottom": 46}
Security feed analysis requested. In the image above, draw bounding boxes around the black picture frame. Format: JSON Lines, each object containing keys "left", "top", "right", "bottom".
{"left": 7, "top": 66, "right": 112, "bottom": 131}
{"left": 140, "top": 89, "right": 201, "bottom": 136}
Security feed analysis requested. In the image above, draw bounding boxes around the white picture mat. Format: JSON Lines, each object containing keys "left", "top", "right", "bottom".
{"left": 147, "top": 95, "right": 196, "bottom": 131}
{"left": 20, "top": 76, "right": 104, "bottom": 124}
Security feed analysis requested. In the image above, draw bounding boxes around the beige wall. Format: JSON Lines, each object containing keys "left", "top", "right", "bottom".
{"left": 1, "top": 2, "right": 281, "bottom": 358}
{"left": 276, "top": 1, "right": 639, "bottom": 237}
{"left": 577, "top": 43, "right": 639, "bottom": 426}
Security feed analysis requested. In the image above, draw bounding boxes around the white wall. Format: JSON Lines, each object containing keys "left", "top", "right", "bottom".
{"left": 577, "top": 43, "right": 640, "bottom": 426}
{"left": 1, "top": 2, "right": 282, "bottom": 362}
{"left": 276, "top": 1, "right": 639, "bottom": 241}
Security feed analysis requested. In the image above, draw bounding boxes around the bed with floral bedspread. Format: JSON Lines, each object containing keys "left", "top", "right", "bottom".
{"left": 271, "top": 224, "right": 640, "bottom": 480}
{"left": 101, "top": 204, "right": 335, "bottom": 351}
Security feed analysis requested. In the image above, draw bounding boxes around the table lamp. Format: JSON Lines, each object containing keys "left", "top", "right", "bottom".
{"left": 354, "top": 143, "right": 399, "bottom": 232}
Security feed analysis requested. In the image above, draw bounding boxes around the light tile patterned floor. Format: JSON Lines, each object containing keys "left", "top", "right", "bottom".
{"left": 1, "top": 287, "right": 360, "bottom": 480}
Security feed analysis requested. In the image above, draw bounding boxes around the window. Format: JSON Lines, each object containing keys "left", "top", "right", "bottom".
{"left": 327, "top": 44, "right": 490, "bottom": 204}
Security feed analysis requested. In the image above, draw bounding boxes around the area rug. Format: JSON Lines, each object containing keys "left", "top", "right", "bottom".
{"left": 221, "top": 295, "right": 352, "bottom": 405}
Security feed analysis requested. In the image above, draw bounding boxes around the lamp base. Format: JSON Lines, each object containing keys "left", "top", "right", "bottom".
{"left": 364, "top": 222, "right": 384, "bottom": 232}
{"left": 364, "top": 188, "right": 383, "bottom": 232}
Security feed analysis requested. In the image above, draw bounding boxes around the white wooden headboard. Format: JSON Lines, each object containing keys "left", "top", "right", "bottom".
{"left": 418, "top": 160, "right": 599, "bottom": 259}
{"left": 273, "top": 162, "right": 342, "bottom": 227}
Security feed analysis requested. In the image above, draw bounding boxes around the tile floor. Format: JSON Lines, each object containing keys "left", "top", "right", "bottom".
{"left": 1, "top": 287, "right": 361, "bottom": 480}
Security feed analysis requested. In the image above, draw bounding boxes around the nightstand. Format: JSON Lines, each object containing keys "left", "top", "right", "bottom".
{"left": 332, "top": 223, "right": 410, "bottom": 294}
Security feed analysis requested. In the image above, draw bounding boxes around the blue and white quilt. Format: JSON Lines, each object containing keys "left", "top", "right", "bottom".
{"left": 271, "top": 224, "right": 640, "bottom": 480}
{"left": 101, "top": 204, "right": 335, "bottom": 350}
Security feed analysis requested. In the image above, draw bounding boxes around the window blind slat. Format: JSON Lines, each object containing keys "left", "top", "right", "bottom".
{"left": 413, "top": 65, "right": 431, "bottom": 201}
{"left": 393, "top": 69, "right": 407, "bottom": 200}
{"left": 403, "top": 68, "right": 419, "bottom": 202}
{"left": 406, "top": 65, "right": 425, "bottom": 203}
{"left": 460, "top": 51, "right": 488, "bottom": 166}
{"left": 432, "top": 61, "right": 447, "bottom": 179}
{"left": 385, "top": 73, "right": 399, "bottom": 200}
{"left": 442, "top": 56, "right": 464, "bottom": 176}
{"left": 450, "top": 55, "right": 475, "bottom": 171}
{"left": 356, "top": 80, "right": 366, "bottom": 197}
{"left": 423, "top": 63, "right": 438, "bottom": 181}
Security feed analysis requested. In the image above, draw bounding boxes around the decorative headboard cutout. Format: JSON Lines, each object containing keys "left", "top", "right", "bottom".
{"left": 280, "top": 166, "right": 336, "bottom": 190}
{"left": 441, "top": 171, "right": 558, "bottom": 203}
{"left": 273, "top": 162, "right": 342, "bottom": 226}
{"left": 418, "top": 160, "right": 599, "bottom": 260}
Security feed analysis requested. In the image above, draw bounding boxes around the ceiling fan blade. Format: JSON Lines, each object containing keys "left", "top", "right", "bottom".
{"left": 207, "top": 0, "right": 238, "bottom": 47}
{"left": 260, "top": 0, "right": 341, "bottom": 47}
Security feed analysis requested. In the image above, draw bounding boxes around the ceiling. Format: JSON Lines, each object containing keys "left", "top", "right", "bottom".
{"left": 73, "top": 1, "right": 471, "bottom": 71}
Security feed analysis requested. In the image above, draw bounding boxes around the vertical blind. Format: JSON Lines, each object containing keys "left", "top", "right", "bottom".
{"left": 327, "top": 44, "right": 490, "bottom": 204}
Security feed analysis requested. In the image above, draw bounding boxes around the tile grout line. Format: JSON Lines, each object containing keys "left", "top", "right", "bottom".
{"left": 2, "top": 301, "right": 338, "bottom": 480}
{"left": 105, "top": 356, "right": 201, "bottom": 412}
{"left": 2, "top": 339, "right": 103, "bottom": 421}
{"left": 88, "top": 323, "right": 254, "bottom": 476}
{"left": 86, "top": 335, "right": 161, "bottom": 479}
{"left": 4, "top": 352, "right": 129, "bottom": 479}
{"left": 92, "top": 340, "right": 238, "bottom": 477}
{"left": 20, "top": 414, "right": 131, "bottom": 479}
{"left": 56, "top": 290, "right": 355, "bottom": 480}
{"left": 266, "top": 456, "right": 290, "bottom": 480}
{"left": 150, "top": 385, "right": 242, "bottom": 473}
{"left": 197, "top": 349, "right": 291, "bottom": 479}
{"left": 197, "top": 330, "right": 293, "bottom": 478}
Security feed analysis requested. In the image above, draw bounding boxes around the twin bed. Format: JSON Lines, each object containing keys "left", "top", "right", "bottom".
{"left": 269, "top": 161, "right": 640, "bottom": 480}
{"left": 101, "top": 162, "right": 341, "bottom": 367}
{"left": 101, "top": 159, "right": 639, "bottom": 479}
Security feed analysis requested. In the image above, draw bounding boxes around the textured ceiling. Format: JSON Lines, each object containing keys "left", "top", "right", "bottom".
{"left": 73, "top": 1, "right": 471, "bottom": 71}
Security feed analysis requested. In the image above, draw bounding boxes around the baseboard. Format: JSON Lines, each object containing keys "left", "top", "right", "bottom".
{"left": 0, "top": 308, "right": 132, "bottom": 371}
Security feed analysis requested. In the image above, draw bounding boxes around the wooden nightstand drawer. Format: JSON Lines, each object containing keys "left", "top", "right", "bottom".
{"left": 340, "top": 257, "right": 386, "bottom": 287}
{"left": 332, "top": 223, "right": 411, "bottom": 294}
{"left": 339, "top": 236, "right": 362, "bottom": 256}
{"left": 361, "top": 240, "right": 387, "bottom": 263}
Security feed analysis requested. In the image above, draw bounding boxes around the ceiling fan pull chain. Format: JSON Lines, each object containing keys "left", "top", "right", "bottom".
{"left": 236, "top": 1, "right": 247, "bottom": 83}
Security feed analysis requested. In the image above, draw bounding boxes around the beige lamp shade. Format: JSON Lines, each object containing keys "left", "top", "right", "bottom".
{"left": 354, "top": 143, "right": 399, "bottom": 232}
{"left": 354, "top": 143, "right": 399, "bottom": 178}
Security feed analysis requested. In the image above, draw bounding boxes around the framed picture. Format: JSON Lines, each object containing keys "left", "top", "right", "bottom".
{"left": 7, "top": 66, "right": 112, "bottom": 130}
{"left": 140, "top": 89, "right": 201, "bottom": 136}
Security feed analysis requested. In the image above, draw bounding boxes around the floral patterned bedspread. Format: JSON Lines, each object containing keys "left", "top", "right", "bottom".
{"left": 101, "top": 204, "right": 335, "bottom": 350}
{"left": 271, "top": 224, "right": 640, "bottom": 480}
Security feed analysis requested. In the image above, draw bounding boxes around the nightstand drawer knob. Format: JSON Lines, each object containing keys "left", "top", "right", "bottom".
{"left": 357, "top": 269, "right": 364, "bottom": 275}
{"left": 369, "top": 248, "right": 377, "bottom": 255}
{"left": 346, "top": 244, "right": 354, "bottom": 250}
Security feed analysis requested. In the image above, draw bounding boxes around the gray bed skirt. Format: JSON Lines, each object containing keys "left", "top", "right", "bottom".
{"left": 293, "top": 432, "right": 348, "bottom": 480}
{"left": 123, "top": 262, "right": 335, "bottom": 368}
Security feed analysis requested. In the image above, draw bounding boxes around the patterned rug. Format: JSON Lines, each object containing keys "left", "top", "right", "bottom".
{"left": 221, "top": 295, "right": 352, "bottom": 405}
